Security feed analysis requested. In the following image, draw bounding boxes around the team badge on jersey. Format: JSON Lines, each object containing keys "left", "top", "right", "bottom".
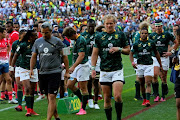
{"left": 115, "top": 34, "right": 118, "bottom": 39}
{"left": 138, "top": 43, "right": 141, "bottom": 47}
{"left": 153, "top": 36, "right": 155, "bottom": 39}
{"left": 162, "top": 35, "right": 165, "bottom": 38}
{"left": 27, "top": 45, "right": 31, "bottom": 49}
{"left": 148, "top": 43, "right": 151, "bottom": 46}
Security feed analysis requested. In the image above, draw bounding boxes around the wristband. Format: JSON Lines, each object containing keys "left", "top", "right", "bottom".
{"left": 171, "top": 49, "right": 175, "bottom": 54}
{"left": 119, "top": 47, "right": 122, "bottom": 52}
{"left": 132, "top": 62, "right": 135, "bottom": 66}
{"left": 9, "top": 66, "right": 14, "bottom": 71}
{"left": 91, "top": 66, "right": 96, "bottom": 70}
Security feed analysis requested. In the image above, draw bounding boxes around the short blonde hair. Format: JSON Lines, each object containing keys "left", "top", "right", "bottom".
{"left": 139, "top": 21, "right": 149, "bottom": 30}
{"left": 103, "top": 14, "right": 117, "bottom": 23}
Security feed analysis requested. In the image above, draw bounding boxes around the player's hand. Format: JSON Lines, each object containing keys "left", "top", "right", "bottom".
{"left": 69, "top": 66, "right": 75, "bottom": 74}
{"left": 64, "top": 71, "right": 70, "bottom": 80}
{"left": 91, "top": 70, "right": 96, "bottom": 79}
{"left": 109, "top": 47, "right": 120, "bottom": 54}
{"left": 162, "top": 52, "right": 172, "bottom": 57}
{"left": 132, "top": 62, "right": 137, "bottom": 69}
{"left": 29, "top": 70, "right": 34, "bottom": 78}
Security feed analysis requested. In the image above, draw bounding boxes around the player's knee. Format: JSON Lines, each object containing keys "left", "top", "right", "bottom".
{"left": 48, "top": 94, "right": 56, "bottom": 101}
{"left": 17, "top": 82, "right": 23, "bottom": 89}
{"left": 25, "top": 87, "right": 30, "bottom": 94}
{"left": 114, "top": 94, "right": 122, "bottom": 102}
{"left": 153, "top": 74, "right": 158, "bottom": 80}
{"left": 104, "top": 96, "right": 111, "bottom": 104}
{"left": 146, "top": 81, "right": 151, "bottom": 87}
{"left": 67, "top": 82, "right": 73, "bottom": 90}
{"left": 5, "top": 77, "right": 12, "bottom": 85}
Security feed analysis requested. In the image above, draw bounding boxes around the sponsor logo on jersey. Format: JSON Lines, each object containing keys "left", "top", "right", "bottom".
{"left": 103, "top": 43, "right": 113, "bottom": 51}
{"left": 101, "top": 35, "right": 106, "bottom": 40}
{"left": 108, "top": 36, "right": 112, "bottom": 40}
{"left": 139, "top": 49, "right": 150, "bottom": 55}
{"left": 41, "top": 47, "right": 52, "bottom": 56}
{"left": 156, "top": 41, "right": 165, "bottom": 46}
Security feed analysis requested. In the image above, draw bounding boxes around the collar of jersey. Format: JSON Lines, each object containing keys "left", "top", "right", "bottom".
{"left": 140, "top": 37, "right": 149, "bottom": 41}
{"left": 76, "top": 34, "right": 80, "bottom": 39}
{"left": 104, "top": 29, "right": 116, "bottom": 33}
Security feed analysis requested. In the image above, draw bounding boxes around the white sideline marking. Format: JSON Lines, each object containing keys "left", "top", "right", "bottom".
{"left": 0, "top": 74, "right": 136, "bottom": 112}
{"left": 0, "top": 100, "right": 40, "bottom": 112}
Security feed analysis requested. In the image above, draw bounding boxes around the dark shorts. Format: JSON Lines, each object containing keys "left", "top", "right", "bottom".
{"left": 36, "top": 60, "right": 40, "bottom": 70}
{"left": 39, "top": 73, "right": 61, "bottom": 95}
{"left": 175, "top": 77, "right": 180, "bottom": 98}
{"left": 0, "top": 63, "right": 9, "bottom": 75}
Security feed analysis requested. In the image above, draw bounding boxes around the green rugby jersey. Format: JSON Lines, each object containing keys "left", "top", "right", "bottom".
{"left": 131, "top": 39, "right": 156, "bottom": 65}
{"left": 16, "top": 41, "right": 34, "bottom": 70}
{"left": 149, "top": 31, "right": 175, "bottom": 57}
{"left": 94, "top": 31, "right": 129, "bottom": 71}
{"left": 132, "top": 31, "right": 140, "bottom": 58}
{"left": 11, "top": 40, "right": 22, "bottom": 67}
{"left": 73, "top": 35, "right": 88, "bottom": 64}
{"left": 132, "top": 31, "right": 140, "bottom": 43}
{"left": 81, "top": 31, "right": 96, "bottom": 56}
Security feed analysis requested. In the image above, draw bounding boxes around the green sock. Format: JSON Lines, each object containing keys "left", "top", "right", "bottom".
{"left": 135, "top": 81, "right": 140, "bottom": 97}
{"left": 162, "top": 83, "right": 168, "bottom": 98}
{"left": 142, "top": 93, "right": 146, "bottom": 99}
{"left": 25, "top": 96, "right": 31, "bottom": 109}
{"left": 17, "top": 90, "right": 23, "bottom": 105}
{"left": 154, "top": 82, "right": 159, "bottom": 96}
{"left": 146, "top": 93, "right": 151, "bottom": 100}
{"left": 73, "top": 89, "right": 82, "bottom": 101}
{"left": 104, "top": 107, "right": 112, "bottom": 120}
{"left": 82, "top": 95, "right": 88, "bottom": 110}
{"left": 30, "top": 96, "right": 34, "bottom": 109}
{"left": 115, "top": 102, "right": 123, "bottom": 120}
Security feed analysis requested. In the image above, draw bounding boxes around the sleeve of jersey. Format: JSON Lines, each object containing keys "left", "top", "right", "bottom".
{"left": 168, "top": 32, "right": 175, "bottom": 42}
{"left": 57, "top": 39, "right": 65, "bottom": 51}
{"left": 77, "top": 39, "right": 86, "bottom": 53}
{"left": 32, "top": 41, "right": 38, "bottom": 53}
{"left": 94, "top": 34, "right": 100, "bottom": 48}
{"left": 11, "top": 42, "right": 16, "bottom": 53}
{"left": 131, "top": 43, "right": 136, "bottom": 53}
{"left": 121, "top": 32, "right": 129, "bottom": 47}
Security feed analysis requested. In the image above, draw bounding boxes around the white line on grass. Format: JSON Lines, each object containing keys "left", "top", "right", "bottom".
{"left": 0, "top": 74, "right": 136, "bottom": 112}
{"left": 0, "top": 99, "right": 41, "bottom": 112}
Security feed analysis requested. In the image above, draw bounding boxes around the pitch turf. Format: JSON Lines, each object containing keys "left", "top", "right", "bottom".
{"left": 0, "top": 55, "right": 176, "bottom": 120}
